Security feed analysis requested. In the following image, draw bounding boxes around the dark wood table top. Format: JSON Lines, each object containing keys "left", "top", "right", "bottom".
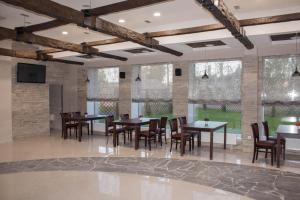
{"left": 71, "top": 114, "right": 107, "bottom": 121}
{"left": 113, "top": 117, "right": 158, "bottom": 126}
{"left": 183, "top": 121, "right": 228, "bottom": 131}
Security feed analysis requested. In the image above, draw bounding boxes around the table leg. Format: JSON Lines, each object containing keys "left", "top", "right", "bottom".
{"left": 224, "top": 125, "right": 227, "bottom": 149}
{"left": 276, "top": 133, "right": 281, "bottom": 168}
{"left": 113, "top": 124, "right": 117, "bottom": 147}
{"left": 198, "top": 131, "right": 201, "bottom": 147}
{"left": 135, "top": 126, "right": 140, "bottom": 150}
{"left": 91, "top": 120, "right": 94, "bottom": 135}
{"left": 210, "top": 131, "right": 213, "bottom": 160}
{"left": 78, "top": 121, "right": 82, "bottom": 142}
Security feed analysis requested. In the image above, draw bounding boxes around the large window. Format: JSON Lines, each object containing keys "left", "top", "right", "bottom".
{"left": 263, "top": 56, "right": 300, "bottom": 134}
{"left": 131, "top": 64, "right": 173, "bottom": 118}
{"left": 188, "top": 60, "right": 242, "bottom": 134}
{"left": 87, "top": 67, "right": 119, "bottom": 120}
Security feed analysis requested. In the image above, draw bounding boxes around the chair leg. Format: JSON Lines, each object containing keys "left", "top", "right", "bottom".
{"left": 160, "top": 134, "right": 162, "bottom": 146}
{"left": 265, "top": 149, "right": 268, "bottom": 158}
{"left": 165, "top": 134, "right": 167, "bottom": 144}
{"left": 87, "top": 125, "right": 89, "bottom": 135}
{"left": 271, "top": 147, "right": 274, "bottom": 166}
{"left": 255, "top": 149, "right": 258, "bottom": 160}
{"left": 175, "top": 140, "right": 178, "bottom": 150}
{"left": 252, "top": 147, "right": 256, "bottom": 163}
{"left": 283, "top": 142, "right": 286, "bottom": 160}
{"left": 145, "top": 137, "right": 147, "bottom": 147}
{"left": 148, "top": 137, "right": 151, "bottom": 151}
{"left": 189, "top": 139, "right": 192, "bottom": 151}
{"left": 123, "top": 132, "right": 126, "bottom": 144}
{"left": 170, "top": 139, "right": 173, "bottom": 152}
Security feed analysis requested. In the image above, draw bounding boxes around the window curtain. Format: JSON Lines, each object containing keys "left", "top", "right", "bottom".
{"left": 263, "top": 56, "right": 300, "bottom": 105}
{"left": 188, "top": 60, "right": 242, "bottom": 104}
{"left": 87, "top": 67, "right": 119, "bottom": 101}
{"left": 132, "top": 64, "right": 173, "bottom": 102}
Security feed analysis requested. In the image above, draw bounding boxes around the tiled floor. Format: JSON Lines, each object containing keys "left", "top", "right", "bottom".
{"left": 0, "top": 132, "right": 300, "bottom": 200}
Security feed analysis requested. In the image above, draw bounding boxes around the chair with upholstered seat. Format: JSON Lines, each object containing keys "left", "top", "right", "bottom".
{"left": 251, "top": 123, "right": 276, "bottom": 165}
{"left": 157, "top": 117, "right": 168, "bottom": 145}
{"left": 262, "top": 121, "right": 286, "bottom": 160}
{"left": 72, "top": 112, "right": 89, "bottom": 135}
{"left": 169, "top": 118, "right": 191, "bottom": 153}
{"left": 178, "top": 116, "right": 196, "bottom": 149}
{"left": 120, "top": 114, "right": 134, "bottom": 143}
{"left": 60, "top": 112, "right": 78, "bottom": 138}
{"left": 105, "top": 115, "right": 126, "bottom": 145}
{"left": 139, "top": 119, "right": 159, "bottom": 151}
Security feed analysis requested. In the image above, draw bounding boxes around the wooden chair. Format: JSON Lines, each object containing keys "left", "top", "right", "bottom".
{"left": 120, "top": 114, "right": 134, "bottom": 142}
{"left": 105, "top": 115, "right": 126, "bottom": 145}
{"left": 72, "top": 112, "right": 90, "bottom": 135}
{"left": 60, "top": 113, "right": 78, "bottom": 138}
{"left": 251, "top": 123, "right": 276, "bottom": 165}
{"left": 262, "top": 121, "right": 286, "bottom": 160}
{"left": 169, "top": 118, "right": 192, "bottom": 153}
{"left": 178, "top": 116, "right": 196, "bottom": 149}
{"left": 157, "top": 117, "right": 168, "bottom": 145}
{"left": 139, "top": 119, "right": 159, "bottom": 151}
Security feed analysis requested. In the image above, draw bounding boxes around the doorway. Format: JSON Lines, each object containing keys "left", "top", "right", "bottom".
{"left": 49, "top": 84, "right": 63, "bottom": 132}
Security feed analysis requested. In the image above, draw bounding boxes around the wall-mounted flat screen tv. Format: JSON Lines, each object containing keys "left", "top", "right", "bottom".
{"left": 17, "top": 63, "right": 46, "bottom": 83}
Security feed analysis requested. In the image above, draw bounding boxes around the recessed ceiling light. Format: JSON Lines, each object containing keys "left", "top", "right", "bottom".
{"left": 144, "top": 20, "right": 151, "bottom": 24}
{"left": 153, "top": 12, "right": 161, "bottom": 17}
{"left": 62, "top": 31, "right": 68, "bottom": 35}
{"left": 118, "top": 19, "right": 125, "bottom": 23}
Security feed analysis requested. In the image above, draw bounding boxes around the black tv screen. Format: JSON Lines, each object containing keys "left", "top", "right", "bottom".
{"left": 17, "top": 63, "right": 46, "bottom": 83}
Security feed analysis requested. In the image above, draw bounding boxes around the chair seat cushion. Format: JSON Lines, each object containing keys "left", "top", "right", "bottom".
{"left": 267, "top": 137, "right": 286, "bottom": 144}
{"left": 256, "top": 140, "right": 276, "bottom": 147}
{"left": 140, "top": 130, "right": 156, "bottom": 137}
{"left": 171, "top": 133, "right": 190, "bottom": 139}
{"left": 108, "top": 127, "right": 125, "bottom": 134}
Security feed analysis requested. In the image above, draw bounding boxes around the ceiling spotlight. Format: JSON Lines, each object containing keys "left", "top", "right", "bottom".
{"left": 153, "top": 12, "right": 161, "bottom": 17}
{"left": 118, "top": 19, "right": 125, "bottom": 23}
{"left": 62, "top": 31, "right": 68, "bottom": 35}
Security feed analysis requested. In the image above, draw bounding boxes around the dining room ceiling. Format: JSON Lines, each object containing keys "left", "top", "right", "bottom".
{"left": 0, "top": 0, "right": 300, "bottom": 62}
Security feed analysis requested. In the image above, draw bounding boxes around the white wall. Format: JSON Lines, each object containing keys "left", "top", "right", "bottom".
{"left": 0, "top": 57, "right": 13, "bottom": 143}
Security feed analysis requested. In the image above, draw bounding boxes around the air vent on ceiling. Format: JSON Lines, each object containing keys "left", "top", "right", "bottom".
{"left": 124, "top": 48, "right": 154, "bottom": 54}
{"left": 77, "top": 54, "right": 99, "bottom": 59}
{"left": 186, "top": 40, "right": 226, "bottom": 48}
{"left": 270, "top": 33, "right": 298, "bottom": 41}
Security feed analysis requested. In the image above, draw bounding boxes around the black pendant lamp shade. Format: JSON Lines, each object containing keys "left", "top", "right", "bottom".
{"left": 292, "top": 32, "right": 300, "bottom": 77}
{"left": 135, "top": 74, "right": 141, "bottom": 82}
{"left": 202, "top": 69, "right": 209, "bottom": 79}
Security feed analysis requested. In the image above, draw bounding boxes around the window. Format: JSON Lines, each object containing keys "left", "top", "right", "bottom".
{"left": 188, "top": 60, "right": 242, "bottom": 134}
{"left": 263, "top": 56, "right": 300, "bottom": 134}
{"left": 87, "top": 67, "right": 119, "bottom": 121}
{"left": 131, "top": 64, "right": 173, "bottom": 119}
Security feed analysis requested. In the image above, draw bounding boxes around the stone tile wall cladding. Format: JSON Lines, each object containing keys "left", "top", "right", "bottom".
{"left": 8, "top": 42, "right": 87, "bottom": 138}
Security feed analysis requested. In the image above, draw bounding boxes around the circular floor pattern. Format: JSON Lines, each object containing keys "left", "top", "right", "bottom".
{"left": 0, "top": 171, "right": 251, "bottom": 200}
{"left": 0, "top": 157, "right": 300, "bottom": 200}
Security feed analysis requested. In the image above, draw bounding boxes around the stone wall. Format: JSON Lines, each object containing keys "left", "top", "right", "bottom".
{"left": 0, "top": 58, "right": 13, "bottom": 143}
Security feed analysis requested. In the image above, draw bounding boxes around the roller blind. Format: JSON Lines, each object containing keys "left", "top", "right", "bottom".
{"left": 87, "top": 67, "right": 119, "bottom": 101}
{"left": 132, "top": 64, "right": 173, "bottom": 102}
{"left": 188, "top": 60, "right": 242, "bottom": 104}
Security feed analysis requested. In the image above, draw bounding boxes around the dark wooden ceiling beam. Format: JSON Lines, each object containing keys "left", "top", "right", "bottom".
{"left": 196, "top": 0, "right": 254, "bottom": 49}
{"left": 0, "top": 27, "right": 127, "bottom": 61}
{"left": 17, "top": 20, "right": 69, "bottom": 33}
{"left": 2, "top": 0, "right": 182, "bottom": 56}
{"left": 39, "top": 12, "right": 300, "bottom": 55}
{"left": 82, "top": 0, "right": 173, "bottom": 16}
{"left": 0, "top": 47, "right": 84, "bottom": 65}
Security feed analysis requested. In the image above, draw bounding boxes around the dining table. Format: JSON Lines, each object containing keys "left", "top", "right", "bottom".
{"left": 112, "top": 117, "right": 158, "bottom": 149}
{"left": 67, "top": 114, "right": 108, "bottom": 142}
{"left": 276, "top": 124, "right": 300, "bottom": 168}
{"left": 182, "top": 120, "right": 227, "bottom": 159}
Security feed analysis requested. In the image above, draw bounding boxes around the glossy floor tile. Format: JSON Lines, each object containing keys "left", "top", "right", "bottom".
{"left": 0, "top": 171, "right": 251, "bottom": 200}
